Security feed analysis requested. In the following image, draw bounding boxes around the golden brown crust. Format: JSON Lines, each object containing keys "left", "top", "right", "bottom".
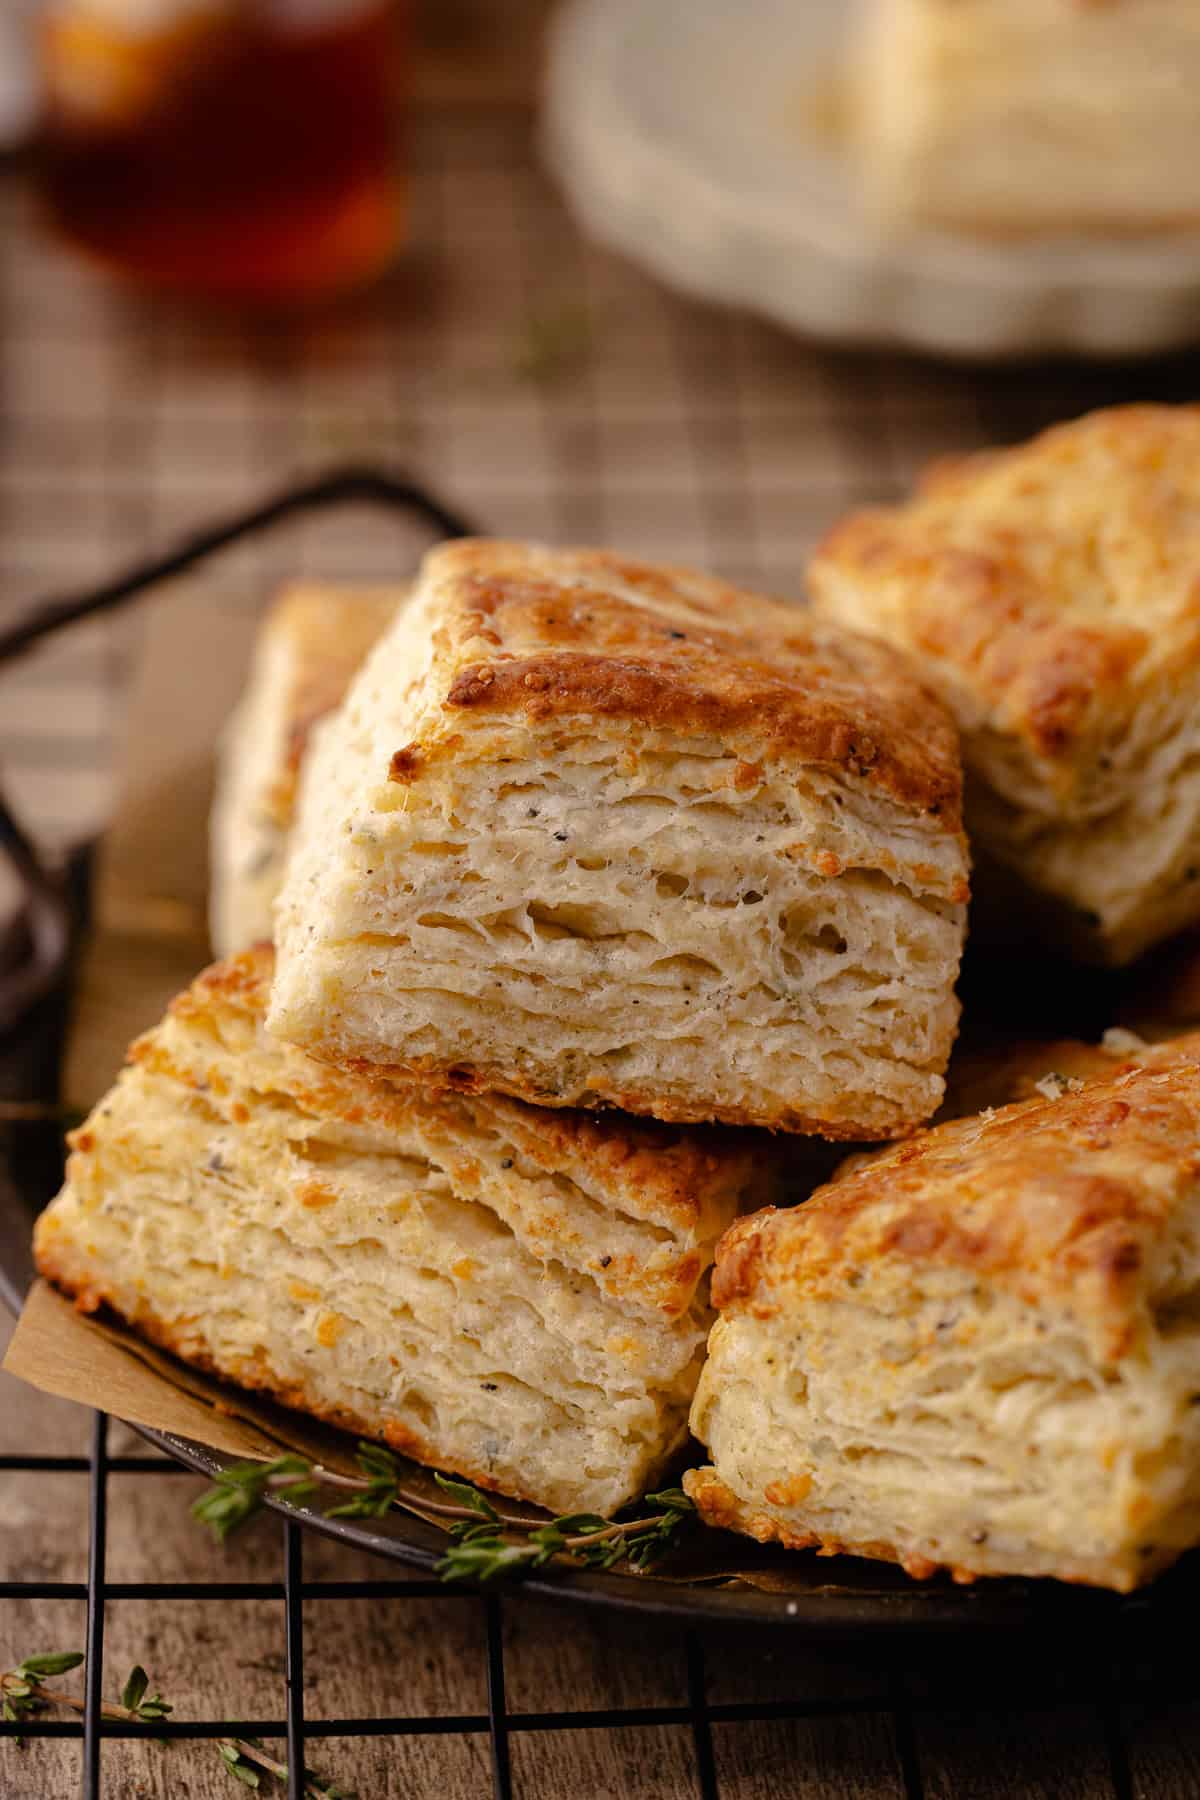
{"left": 684, "top": 1467, "right": 944, "bottom": 1577}
{"left": 937, "top": 1034, "right": 1153, "bottom": 1122}
{"left": 260, "top": 583, "right": 402, "bottom": 826}
{"left": 711, "top": 1031, "right": 1200, "bottom": 1353}
{"left": 682, "top": 1467, "right": 1119, "bottom": 1590}
{"left": 154, "top": 946, "right": 771, "bottom": 1241}
{"left": 810, "top": 405, "right": 1200, "bottom": 766}
{"left": 339, "top": 1045, "right": 891, "bottom": 1141}
{"left": 401, "top": 540, "right": 964, "bottom": 830}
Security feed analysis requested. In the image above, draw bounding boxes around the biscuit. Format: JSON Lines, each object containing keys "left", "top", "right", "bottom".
{"left": 687, "top": 1031, "right": 1200, "bottom": 1590}
{"left": 936, "top": 1028, "right": 1159, "bottom": 1122}
{"left": 209, "top": 583, "right": 404, "bottom": 956}
{"left": 810, "top": 405, "right": 1200, "bottom": 965}
{"left": 34, "top": 947, "right": 774, "bottom": 1517}
{"left": 851, "top": 0, "right": 1200, "bottom": 235}
{"left": 269, "top": 540, "right": 969, "bottom": 1137}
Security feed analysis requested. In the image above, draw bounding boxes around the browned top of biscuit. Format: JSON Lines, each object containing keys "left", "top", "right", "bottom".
{"left": 712, "top": 1030, "right": 1200, "bottom": 1358}
{"left": 810, "top": 404, "right": 1200, "bottom": 764}
{"left": 401, "top": 539, "right": 963, "bottom": 829}
{"left": 164, "top": 947, "right": 774, "bottom": 1246}
{"left": 260, "top": 583, "right": 402, "bottom": 826}
{"left": 936, "top": 1031, "right": 1155, "bottom": 1121}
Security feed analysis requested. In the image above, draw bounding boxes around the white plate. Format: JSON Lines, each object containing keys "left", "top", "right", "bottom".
{"left": 544, "top": 0, "right": 1200, "bottom": 359}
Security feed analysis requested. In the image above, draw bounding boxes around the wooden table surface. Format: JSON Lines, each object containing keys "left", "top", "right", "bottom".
{"left": 5, "top": 2, "right": 1200, "bottom": 1793}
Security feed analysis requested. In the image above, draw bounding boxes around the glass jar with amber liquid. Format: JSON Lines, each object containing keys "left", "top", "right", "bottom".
{"left": 38, "top": 0, "right": 405, "bottom": 302}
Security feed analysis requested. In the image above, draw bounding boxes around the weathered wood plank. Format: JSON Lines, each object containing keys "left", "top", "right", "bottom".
{"left": 916, "top": 1706, "right": 1115, "bottom": 1800}
{"left": 711, "top": 1714, "right": 907, "bottom": 1800}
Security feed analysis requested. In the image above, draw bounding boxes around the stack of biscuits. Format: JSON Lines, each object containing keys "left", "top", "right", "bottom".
{"left": 35, "top": 403, "right": 1200, "bottom": 1592}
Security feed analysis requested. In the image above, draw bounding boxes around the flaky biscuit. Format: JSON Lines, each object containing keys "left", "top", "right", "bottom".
{"left": 936, "top": 1028, "right": 1161, "bottom": 1122}
{"left": 811, "top": 404, "right": 1200, "bottom": 964}
{"left": 852, "top": 0, "right": 1200, "bottom": 236}
{"left": 269, "top": 539, "right": 968, "bottom": 1137}
{"left": 688, "top": 1032, "right": 1200, "bottom": 1590}
{"left": 209, "top": 583, "right": 404, "bottom": 956}
{"left": 35, "top": 947, "right": 775, "bottom": 1517}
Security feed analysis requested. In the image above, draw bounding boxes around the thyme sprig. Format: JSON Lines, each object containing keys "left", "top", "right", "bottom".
{"left": 434, "top": 1477, "right": 696, "bottom": 1582}
{"left": 216, "top": 1734, "right": 355, "bottom": 1795}
{"left": 1, "top": 1653, "right": 171, "bottom": 1748}
{"left": 190, "top": 1443, "right": 696, "bottom": 1582}
{"left": 0, "top": 1652, "right": 351, "bottom": 1796}
{"left": 190, "top": 1454, "right": 319, "bottom": 1543}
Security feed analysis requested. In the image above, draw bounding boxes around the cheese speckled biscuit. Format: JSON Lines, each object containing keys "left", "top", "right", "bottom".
{"left": 811, "top": 405, "right": 1200, "bottom": 965}
{"left": 936, "top": 1028, "right": 1158, "bottom": 1123}
{"left": 852, "top": 0, "right": 1200, "bottom": 236}
{"left": 35, "top": 948, "right": 774, "bottom": 1517}
{"left": 687, "top": 1032, "right": 1200, "bottom": 1591}
{"left": 269, "top": 540, "right": 968, "bottom": 1138}
{"left": 209, "top": 583, "right": 404, "bottom": 956}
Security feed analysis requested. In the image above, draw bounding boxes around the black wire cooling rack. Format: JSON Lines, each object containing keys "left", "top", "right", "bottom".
{"left": 0, "top": 1418, "right": 528, "bottom": 1800}
{"left": 0, "top": 468, "right": 1185, "bottom": 1800}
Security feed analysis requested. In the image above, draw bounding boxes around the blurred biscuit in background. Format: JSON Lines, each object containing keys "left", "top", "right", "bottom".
{"left": 811, "top": 404, "right": 1200, "bottom": 966}
{"left": 209, "top": 582, "right": 405, "bottom": 956}
{"left": 851, "top": 0, "right": 1200, "bottom": 236}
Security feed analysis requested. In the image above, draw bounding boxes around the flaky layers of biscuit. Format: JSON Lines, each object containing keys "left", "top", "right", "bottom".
{"left": 852, "top": 0, "right": 1200, "bottom": 236}
{"left": 35, "top": 948, "right": 773, "bottom": 1516}
{"left": 209, "top": 583, "right": 403, "bottom": 957}
{"left": 687, "top": 1035, "right": 1200, "bottom": 1591}
{"left": 811, "top": 405, "right": 1200, "bottom": 964}
{"left": 270, "top": 540, "right": 968, "bottom": 1137}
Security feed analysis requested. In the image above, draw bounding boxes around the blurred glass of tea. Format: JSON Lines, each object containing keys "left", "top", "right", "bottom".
{"left": 38, "top": 0, "right": 405, "bottom": 302}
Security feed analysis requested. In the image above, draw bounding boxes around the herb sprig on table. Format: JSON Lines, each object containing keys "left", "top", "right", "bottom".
{"left": 190, "top": 1442, "right": 696, "bottom": 1581}
{"left": 0, "top": 1651, "right": 352, "bottom": 1795}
